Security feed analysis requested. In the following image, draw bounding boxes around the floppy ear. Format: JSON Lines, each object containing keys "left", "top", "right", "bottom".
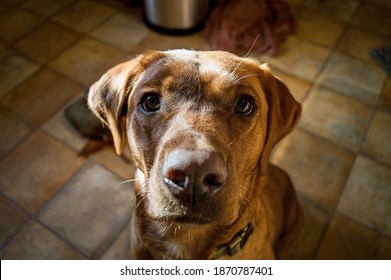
{"left": 87, "top": 60, "right": 138, "bottom": 155}
{"left": 87, "top": 51, "right": 164, "bottom": 155}
{"left": 259, "top": 66, "right": 302, "bottom": 172}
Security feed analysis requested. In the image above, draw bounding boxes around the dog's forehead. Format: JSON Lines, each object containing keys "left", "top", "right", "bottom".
{"left": 164, "top": 49, "right": 239, "bottom": 78}
{"left": 135, "top": 49, "right": 267, "bottom": 101}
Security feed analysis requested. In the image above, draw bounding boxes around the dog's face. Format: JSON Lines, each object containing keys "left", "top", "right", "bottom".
{"left": 88, "top": 50, "right": 300, "bottom": 226}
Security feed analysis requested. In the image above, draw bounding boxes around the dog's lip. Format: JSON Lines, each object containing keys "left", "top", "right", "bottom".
{"left": 170, "top": 215, "right": 210, "bottom": 224}
{"left": 153, "top": 212, "right": 211, "bottom": 225}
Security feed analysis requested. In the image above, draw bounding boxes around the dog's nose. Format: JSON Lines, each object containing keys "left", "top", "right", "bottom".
{"left": 162, "top": 149, "right": 227, "bottom": 201}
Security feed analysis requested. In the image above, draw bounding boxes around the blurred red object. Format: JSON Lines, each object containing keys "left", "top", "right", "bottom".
{"left": 202, "top": 0, "right": 296, "bottom": 56}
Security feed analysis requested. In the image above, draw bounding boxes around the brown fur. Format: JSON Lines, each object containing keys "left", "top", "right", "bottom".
{"left": 88, "top": 50, "right": 302, "bottom": 259}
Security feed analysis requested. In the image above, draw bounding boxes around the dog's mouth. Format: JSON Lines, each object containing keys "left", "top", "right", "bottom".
{"left": 148, "top": 197, "right": 218, "bottom": 225}
{"left": 164, "top": 214, "right": 211, "bottom": 225}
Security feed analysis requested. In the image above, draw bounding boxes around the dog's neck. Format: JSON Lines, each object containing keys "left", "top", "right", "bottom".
{"left": 134, "top": 192, "right": 258, "bottom": 260}
{"left": 141, "top": 218, "right": 219, "bottom": 259}
{"left": 135, "top": 212, "right": 255, "bottom": 260}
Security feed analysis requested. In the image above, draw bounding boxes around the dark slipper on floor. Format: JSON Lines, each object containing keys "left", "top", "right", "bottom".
{"left": 370, "top": 47, "right": 391, "bottom": 75}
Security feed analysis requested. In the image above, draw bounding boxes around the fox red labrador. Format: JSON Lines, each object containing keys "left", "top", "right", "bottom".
{"left": 88, "top": 49, "right": 302, "bottom": 259}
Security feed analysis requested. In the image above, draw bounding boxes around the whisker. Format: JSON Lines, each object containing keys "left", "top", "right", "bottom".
{"left": 236, "top": 73, "right": 262, "bottom": 83}
{"left": 174, "top": 225, "right": 181, "bottom": 238}
{"left": 227, "top": 140, "right": 235, "bottom": 146}
{"left": 120, "top": 178, "right": 139, "bottom": 184}
{"left": 130, "top": 187, "right": 143, "bottom": 202}
{"left": 231, "top": 34, "right": 260, "bottom": 76}
{"left": 243, "top": 33, "right": 260, "bottom": 59}
{"left": 159, "top": 223, "right": 172, "bottom": 237}
{"left": 188, "top": 228, "right": 193, "bottom": 242}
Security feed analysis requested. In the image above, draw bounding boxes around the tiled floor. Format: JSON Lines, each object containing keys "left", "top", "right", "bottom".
{"left": 0, "top": 0, "right": 390, "bottom": 260}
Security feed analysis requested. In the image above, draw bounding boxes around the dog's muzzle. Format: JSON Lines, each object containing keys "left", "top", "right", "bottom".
{"left": 162, "top": 149, "right": 227, "bottom": 206}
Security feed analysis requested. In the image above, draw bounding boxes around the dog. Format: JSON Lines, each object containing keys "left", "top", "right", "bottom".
{"left": 87, "top": 49, "right": 302, "bottom": 259}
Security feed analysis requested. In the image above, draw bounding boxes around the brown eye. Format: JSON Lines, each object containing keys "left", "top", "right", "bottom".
{"left": 141, "top": 93, "right": 161, "bottom": 113}
{"left": 235, "top": 96, "right": 254, "bottom": 116}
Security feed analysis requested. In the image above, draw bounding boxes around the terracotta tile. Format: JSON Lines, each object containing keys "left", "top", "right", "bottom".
{"left": 0, "top": 221, "right": 83, "bottom": 259}
{"left": 101, "top": 223, "right": 130, "bottom": 260}
{"left": 362, "top": 110, "right": 391, "bottom": 166}
{"left": 2, "top": 68, "right": 83, "bottom": 126}
{"left": 49, "top": 37, "right": 125, "bottom": 87}
{"left": 337, "top": 27, "right": 391, "bottom": 64}
{"left": 14, "top": 22, "right": 82, "bottom": 64}
{"left": 0, "top": 195, "right": 28, "bottom": 248}
{"left": 300, "top": 86, "right": 372, "bottom": 151}
{"left": 22, "top": 0, "right": 75, "bottom": 17}
{"left": 134, "top": 32, "right": 211, "bottom": 53}
{"left": 296, "top": 8, "right": 344, "bottom": 47}
{"left": 0, "top": 105, "right": 31, "bottom": 159}
{"left": 0, "top": 8, "right": 44, "bottom": 43}
{"left": 317, "top": 213, "right": 391, "bottom": 259}
{"left": 44, "top": 96, "right": 136, "bottom": 176}
{"left": 337, "top": 156, "right": 391, "bottom": 238}
{"left": 278, "top": 195, "right": 331, "bottom": 259}
{"left": 271, "top": 68, "right": 311, "bottom": 102}
{"left": 38, "top": 163, "right": 133, "bottom": 257}
{"left": 379, "top": 78, "right": 391, "bottom": 112}
{"left": 303, "top": 0, "right": 359, "bottom": 22}
{"left": 318, "top": 52, "right": 386, "bottom": 105}
{"left": 0, "top": 131, "right": 84, "bottom": 213}
{"left": 261, "top": 37, "right": 330, "bottom": 81}
{"left": 271, "top": 130, "right": 355, "bottom": 210}
{"left": 42, "top": 95, "right": 89, "bottom": 152}
{"left": 92, "top": 145, "right": 136, "bottom": 180}
{"left": 0, "top": 50, "right": 39, "bottom": 97}
{"left": 53, "top": 0, "right": 115, "bottom": 33}
{"left": 92, "top": 12, "right": 150, "bottom": 52}
{"left": 352, "top": 3, "right": 391, "bottom": 37}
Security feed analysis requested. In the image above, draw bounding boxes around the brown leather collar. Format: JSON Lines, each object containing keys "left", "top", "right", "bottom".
{"left": 212, "top": 223, "right": 254, "bottom": 259}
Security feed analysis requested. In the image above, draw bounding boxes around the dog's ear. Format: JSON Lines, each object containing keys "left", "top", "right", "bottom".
{"left": 259, "top": 66, "right": 302, "bottom": 172}
{"left": 87, "top": 52, "right": 163, "bottom": 155}
{"left": 87, "top": 59, "right": 140, "bottom": 155}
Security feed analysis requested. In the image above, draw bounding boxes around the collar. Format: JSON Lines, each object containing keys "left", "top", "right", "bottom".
{"left": 212, "top": 223, "right": 254, "bottom": 259}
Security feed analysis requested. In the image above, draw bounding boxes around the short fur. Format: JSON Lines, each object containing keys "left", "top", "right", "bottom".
{"left": 88, "top": 49, "right": 302, "bottom": 259}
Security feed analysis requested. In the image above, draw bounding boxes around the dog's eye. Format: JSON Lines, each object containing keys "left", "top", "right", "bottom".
{"left": 141, "top": 93, "right": 161, "bottom": 113}
{"left": 235, "top": 96, "right": 254, "bottom": 116}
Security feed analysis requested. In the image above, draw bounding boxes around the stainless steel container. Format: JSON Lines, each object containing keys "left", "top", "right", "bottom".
{"left": 144, "top": 0, "right": 210, "bottom": 32}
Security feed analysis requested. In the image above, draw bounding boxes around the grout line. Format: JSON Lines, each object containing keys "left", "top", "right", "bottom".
{"left": 307, "top": 0, "right": 362, "bottom": 259}
{"left": 0, "top": 124, "right": 34, "bottom": 161}
{"left": 35, "top": 219, "right": 90, "bottom": 259}
{"left": 94, "top": 216, "right": 132, "bottom": 259}
{"left": 0, "top": 191, "right": 30, "bottom": 218}
{"left": 336, "top": 211, "right": 391, "bottom": 242}
{"left": 29, "top": 160, "right": 92, "bottom": 257}
{"left": 0, "top": 192, "right": 30, "bottom": 254}
{"left": 30, "top": 158, "right": 132, "bottom": 260}
{"left": 1, "top": 0, "right": 390, "bottom": 260}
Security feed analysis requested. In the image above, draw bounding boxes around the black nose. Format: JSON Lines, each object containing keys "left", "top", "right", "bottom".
{"left": 162, "top": 149, "right": 227, "bottom": 203}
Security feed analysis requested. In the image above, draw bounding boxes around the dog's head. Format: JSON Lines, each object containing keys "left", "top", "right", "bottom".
{"left": 88, "top": 50, "right": 301, "bottom": 226}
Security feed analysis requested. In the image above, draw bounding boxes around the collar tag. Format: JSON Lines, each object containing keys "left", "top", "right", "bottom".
{"left": 213, "top": 223, "right": 254, "bottom": 259}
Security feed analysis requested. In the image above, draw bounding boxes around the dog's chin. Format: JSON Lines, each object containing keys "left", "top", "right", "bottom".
{"left": 147, "top": 206, "right": 224, "bottom": 225}
{"left": 164, "top": 215, "right": 211, "bottom": 225}
{"left": 146, "top": 202, "right": 237, "bottom": 226}
{"left": 146, "top": 208, "right": 216, "bottom": 225}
